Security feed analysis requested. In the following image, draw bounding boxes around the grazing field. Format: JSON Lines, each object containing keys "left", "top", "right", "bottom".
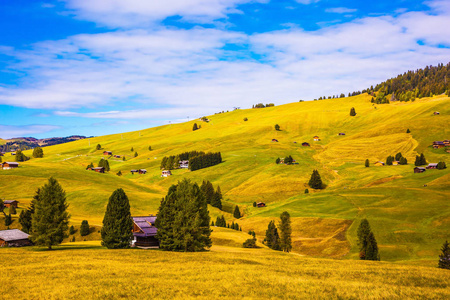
{"left": 0, "top": 94, "right": 449, "bottom": 261}
{"left": 1, "top": 240, "right": 449, "bottom": 299}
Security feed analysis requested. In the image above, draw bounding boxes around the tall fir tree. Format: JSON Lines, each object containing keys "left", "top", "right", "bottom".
{"left": 438, "top": 240, "right": 450, "bottom": 269}
{"left": 101, "top": 188, "right": 133, "bottom": 249}
{"left": 365, "top": 159, "right": 370, "bottom": 167}
{"left": 279, "top": 211, "right": 292, "bottom": 253}
{"left": 233, "top": 205, "right": 241, "bottom": 219}
{"left": 193, "top": 123, "right": 198, "bottom": 131}
{"left": 308, "top": 169, "right": 323, "bottom": 189}
{"left": 80, "top": 220, "right": 90, "bottom": 236}
{"left": 155, "top": 179, "right": 211, "bottom": 251}
{"left": 30, "top": 178, "right": 70, "bottom": 249}
{"left": 5, "top": 213, "right": 12, "bottom": 226}
{"left": 395, "top": 152, "right": 403, "bottom": 161}
{"left": 264, "top": 220, "right": 281, "bottom": 250}
{"left": 19, "top": 189, "right": 38, "bottom": 233}
{"left": 357, "top": 219, "right": 379, "bottom": 260}
{"left": 365, "top": 232, "right": 380, "bottom": 261}
{"left": 350, "top": 107, "right": 356, "bottom": 116}
{"left": 211, "top": 186, "right": 223, "bottom": 210}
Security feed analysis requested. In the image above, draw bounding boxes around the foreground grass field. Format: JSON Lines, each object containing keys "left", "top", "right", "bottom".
{"left": 0, "top": 94, "right": 449, "bottom": 261}
{"left": 1, "top": 240, "right": 449, "bottom": 299}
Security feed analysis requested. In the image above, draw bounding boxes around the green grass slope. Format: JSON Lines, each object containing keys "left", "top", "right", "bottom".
{"left": 0, "top": 94, "right": 449, "bottom": 261}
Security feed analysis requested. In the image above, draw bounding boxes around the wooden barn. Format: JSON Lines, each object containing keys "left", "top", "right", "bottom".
{"left": 338, "top": 133, "right": 346, "bottom": 136}
{"left": 131, "top": 216, "right": 159, "bottom": 247}
{"left": 0, "top": 229, "right": 33, "bottom": 247}
{"left": 414, "top": 167, "right": 426, "bottom": 173}
{"left": 302, "top": 142, "right": 310, "bottom": 147}
{"left": 103, "top": 151, "right": 112, "bottom": 155}
{"left": 433, "top": 111, "right": 440, "bottom": 115}
{"left": 271, "top": 139, "right": 278, "bottom": 142}
{"left": 256, "top": 202, "right": 266, "bottom": 208}
{"left": 179, "top": 160, "right": 189, "bottom": 169}
{"left": 426, "top": 163, "right": 438, "bottom": 169}
{"left": 92, "top": 167, "right": 105, "bottom": 173}
{"left": 113, "top": 155, "right": 121, "bottom": 158}
{"left": 3, "top": 200, "right": 18, "bottom": 208}
{"left": 1, "top": 162, "right": 19, "bottom": 170}
{"left": 313, "top": 136, "right": 320, "bottom": 141}
{"left": 374, "top": 161, "right": 385, "bottom": 166}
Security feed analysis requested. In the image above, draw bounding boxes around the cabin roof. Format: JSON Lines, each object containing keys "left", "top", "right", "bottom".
{"left": 2, "top": 162, "right": 19, "bottom": 165}
{"left": 428, "top": 163, "right": 438, "bottom": 167}
{"left": 92, "top": 167, "right": 104, "bottom": 170}
{"left": 3, "top": 200, "right": 18, "bottom": 204}
{"left": 132, "top": 216, "right": 157, "bottom": 236}
{"left": 0, "top": 229, "right": 29, "bottom": 242}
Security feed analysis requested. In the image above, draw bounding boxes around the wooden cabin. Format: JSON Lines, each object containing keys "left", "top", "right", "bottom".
{"left": 338, "top": 133, "right": 346, "bottom": 136}
{"left": 392, "top": 161, "right": 399, "bottom": 166}
{"left": 0, "top": 229, "right": 33, "bottom": 247}
{"left": 131, "top": 216, "right": 159, "bottom": 247}
{"left": 313, "top": 136, "right": 320, "bottom": 141}
{"left": 139, "top": 169, "right": 147, "bottom": 174}
{"left": 103, "top": 151, "right": 112, "bottom": 155}
{"left": 414, "top": 167, "right": 426, "bottom": 173}
{"left": 256, "top": 202, "right": 266, "bottom": 208}
{"left": 302, "top": 142, "right": 310, "bottom": 147}
{"left": 443, "top": 140, "right": 449, "bottom": 146}
{"left": 161, "top": 170, "right": 172, "bottom": 177}
{"left": 374, "top": 161, "right": 385, "bottom": 166}
{"left": 433, "top": 111, "right": 440, "bottom": 115}
{"left": 179, "top": 160, "right": 189, "bottom": 169}
{"left": 3, "top": 200, "right": 18, "bottom": 208}
{"left": 92, "top": 167, "right": 105, "bottom": 173}
{"left": 426, "top": 163, "right": 438, "bottom": 169}
{"left": 271, "top": 139, "right": 278, "bottom": 142}
{"left": 1, "top": 162, "right": 19, "bottom": 170}
{"left": 113, "top": 155, "right": 121, "bottom": 158}
{"left": 433, "top": 141, "right": 445, "bottom": 149}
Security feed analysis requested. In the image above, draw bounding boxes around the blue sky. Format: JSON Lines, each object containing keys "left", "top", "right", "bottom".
{"left": 0, "top": 0, "right": 449, "bottom": 139}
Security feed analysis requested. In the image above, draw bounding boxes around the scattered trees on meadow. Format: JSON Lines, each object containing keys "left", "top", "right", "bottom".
{"left": 308, "top": 170, "right": 323, "bottom": 189}
{"left": 438, "top": 240, "right": 450, "bottom": 269}
{"left": 30, "top": 177, "right": 70, "bottom": 250}
{"left": 155, "top": 179, "right": 211, "bottom": 251}
{"left": 160, "top": 151, "right": 222, "bottom": 171}
{"left": 98, "top": 159, "right": 110, "bottom": 172}
{"left": 32, "top": 147, "right": 44, "bottom": 158}
{"left": 80, "top": 220, "right": 90, "bottom": 236}
{"left": 101, "top": 188, "right": 133, "bottom": 249}
{"left": 252, "top": 103, "right": 275, "bottom": 108}
{"left": 200, "top": 180, "right": 222, "bottom": 210}
{"left": 15, "top": 150, "right": 29, "bottom": 162}
{"left": 357, "top": 219, "right": 380, "bottom": 261}
{"left": 350, "top": 107, "right": 356, "bottom": 116}
{"left": 414, "top": 153, "right": 427, "bottom": 166}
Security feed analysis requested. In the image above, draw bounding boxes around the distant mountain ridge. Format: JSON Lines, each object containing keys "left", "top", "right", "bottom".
{"left": 0, "top": 135, "right": 89, "bottom": 152}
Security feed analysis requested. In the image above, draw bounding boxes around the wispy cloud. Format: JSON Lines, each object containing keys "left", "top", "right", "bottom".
{"left": 0, "top": 124, "right": 61, "bottom": 139}
{"left": 325, "top": 7, "right": 357, "bottom": 14}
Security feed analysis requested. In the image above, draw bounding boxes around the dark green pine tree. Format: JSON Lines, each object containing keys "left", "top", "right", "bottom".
{"left": 308, "top": 169, "right": 323, "bottom": 189}
{"left": 98, "top": 159, "right": 104, "bottom": 168}
{"left": 131, "top": 147, "right": 134, "bottom": 152}
{"left": 101, "top": 188, "right": 133, "bottom": 249}
{"left": 233, "top": 205, "right": 241, "bottom": 219}
{"left": 438, "top": 240, "right": 450, "bottom": 269}
{"left": 19, "top": 189, "right": 38, "bottom": 233}
{"left": 9, "top": 205, "right": 16, "bottom": 215}
{"left": 275, "top": 124, "right": 280, "bottom": 131}
{"left": 80, "top": 220, "right": 90, "bottom": 236}
{"left": 96, "top": 144, "right": 101, "bottom": 150}
{"left": 279, "top": 211, "right": 292, "bottom": 253}
{"left": 399, "top": 157, "right": 408, "bottom": 165}
{"left": 5, "top": 213, "right": 12, "bottom": 226}
{"left": 365, "top": 159, "right": 370, "bottom": 167}
{"left": 86, "top": 162, "right": 94, "bottom": 169}
{"left": 102, "top": 159, "right": 110, "bottom": 171}
{"left": 350, "top": 107, "right": 356, "bottom": 116}
{"left": 134, "top": 152, "right": 138, "bottom": 157}
{"left": 69, "top": 225, "right": 75, "bottom": 235}
{"left": 264, "top": 220, "right": 281, "bottom": 250}
{"left": 30, "top": 177, "right": 70, "bottom": 250}
{"left": 437, "top": 161, "right": 447, "bottom": 170}
{"left": 211, "top": 221, "right": 214, "bottom": 226}
{"left": 155, "top": 179, "right": 211, "bottom": 251}
{"left": 365, "top": 232, "right": 380, "bottom": 261}
{"left": 406, "top": 128, "right": 411, "bottom": 133}
{"left": 304, "top": 188, "right": 309, "bottom": 194}
{"left": 386, "top": 155, "right": 394, "bottom": 165}
{"left": 193, "top": 123, "right": 198, "bottom": 131}
{"left": 395, "top": 152, "right": 403, "bottom": 161}
{"left": 32, "top": 147, "right": 44, "bottom": 158}
{"left": 201, "top": 180, "right": 215, "bottom": 205}
{"left": 211, "top": 186, "right": 223, "bottom": 210}
{"left": 420, "top": 153, "right": 427, "bottom": 165}
{"left": 414, "top": 155, "right": 421, "bottom": 166}
{"left": 276, "top": 157, "right": 281, "bottom": 164}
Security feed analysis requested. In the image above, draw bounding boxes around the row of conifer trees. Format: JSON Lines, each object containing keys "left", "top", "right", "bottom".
{"left": 189, "top": 152, "right": 222, "bottom": 171}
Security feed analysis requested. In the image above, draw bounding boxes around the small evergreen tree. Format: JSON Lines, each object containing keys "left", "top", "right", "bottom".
{"left": 406, "top": 128, "right": 411, "bottom": 133}
{"left": 211, "top": 221, "right": 214, "bottom": 226}
{"left": 275, "top": 124, "right": 280, "bottom": 131}
{"left": 116, "top": 170, "right": 122, "bottom": 176}
{"left": 131, "top": 147, "right": 134, "bottom": 152}
{"left": 395, "top": 152, "right": 403, "bottom": 161}
{"left": 357, "top": 219, "right": 379, "bottom": 260}
{"left": 211, "top": 186, "right": 223, "bottom": 210}
{"left": 386, "top": 155, "right": 394, "bottom": 165}
{"left": 32, "top": 147, "right": 44, "bottom": 158}
{"left": 276, "top": 157, "right": 280, "bottom": 164}
{"left": 86, "top": 162, "right": 94, "bottom": 169}
{"left": 420, "top": 153, "right": 427, "bottom": 165}
{"left": 134, "top": 152, "right": 138, "bottom": 157}
{"left": 365, "top": 232, "right": 380, "bottom": 261}
{"left": 193, "top": 123, "right": 199, "bottom": 131}
{"left": 350, "top": 107, "right": 356, "bottom": 116}
{"left": 9, "top": 205, "right": 16, "bottom": 215}
{"left": 399, "top": 157, "right": 408, "bottom": 165}
{"left": 253, "top": 202, "right": 257, "bottom": 207}
{"left": 437, "top": 161, "right": 447, "bottom": 170}
{"left": 279, "top": 211, "right": 292, "bottom": 253}
{"left": 365, "top": 159, "right": 369, "bottom": 167}
{"left": 5, "top": 213, "right": 12, "bottom": 226}
{"left": 30, "top": 177, "right": 70, "bottom": 250}
{"left": 148, "top": 146, "right": 152, "bottom": 151}
{"left": 264, "top": 220, "right": 280, "bottom": 250}
{"left": 96, "top": 144, "right": 101, "bottom": 150}
{"left": 243, "top": 238, "right": 257, "bottom": 248}
{"left": 101, "top": 188, "right": 133, "bottom": 249}
{"left": 233, "top": 205, "right": 241, "bottom": 219}
{"left": 18, "top": 191, "right": 37, "bottom": 233}
{"left": 80, "top": 220, "right": 90, "bottom": 236}
{"left": 304, "top": 189, "right": 309, "bottom": 194}
{"left": 438, "top": 240, "right": 450, "bottom": 269}
{"left": 69, "top": 225, "right": 75, "bottom": 235}
{"left": 122, "top": 156, "right": 126, "bottom": 161}
{"left": 308, "top": 169, "right": 323, "bottom": 189}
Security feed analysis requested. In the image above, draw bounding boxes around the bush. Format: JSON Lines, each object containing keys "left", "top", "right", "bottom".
{"left": 116, "top": 171, "right": 122, "bottom": 176}
{"left": 243, "top": 238, "right": 257, "bottom": 248}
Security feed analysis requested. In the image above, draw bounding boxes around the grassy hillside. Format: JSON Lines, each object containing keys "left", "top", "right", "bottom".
{"left": 0, "top": 94, "right": 449, "bottom": 261}
{"left": 1, "top": 241, "right": 449, "bottom": 299}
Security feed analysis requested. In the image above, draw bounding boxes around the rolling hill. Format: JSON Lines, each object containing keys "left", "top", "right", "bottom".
{"left": 1, "top": 93, "right": 449, "bottom": 263}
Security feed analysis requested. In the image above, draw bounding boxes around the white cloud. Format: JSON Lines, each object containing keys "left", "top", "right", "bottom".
{"left": 295, "top": 0, "right": 320, "bottom": 4}
{"left": 325, "top": 7, "right": 357, "bottom": 14}
{"left": 62, "top": 0, "right": 268, "bottom": 27}
{"left": 1, "top": 1, "right": 450, "bottom": 122}
{"left": 0, "top": 125, "right": 61, "bottom": 139}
